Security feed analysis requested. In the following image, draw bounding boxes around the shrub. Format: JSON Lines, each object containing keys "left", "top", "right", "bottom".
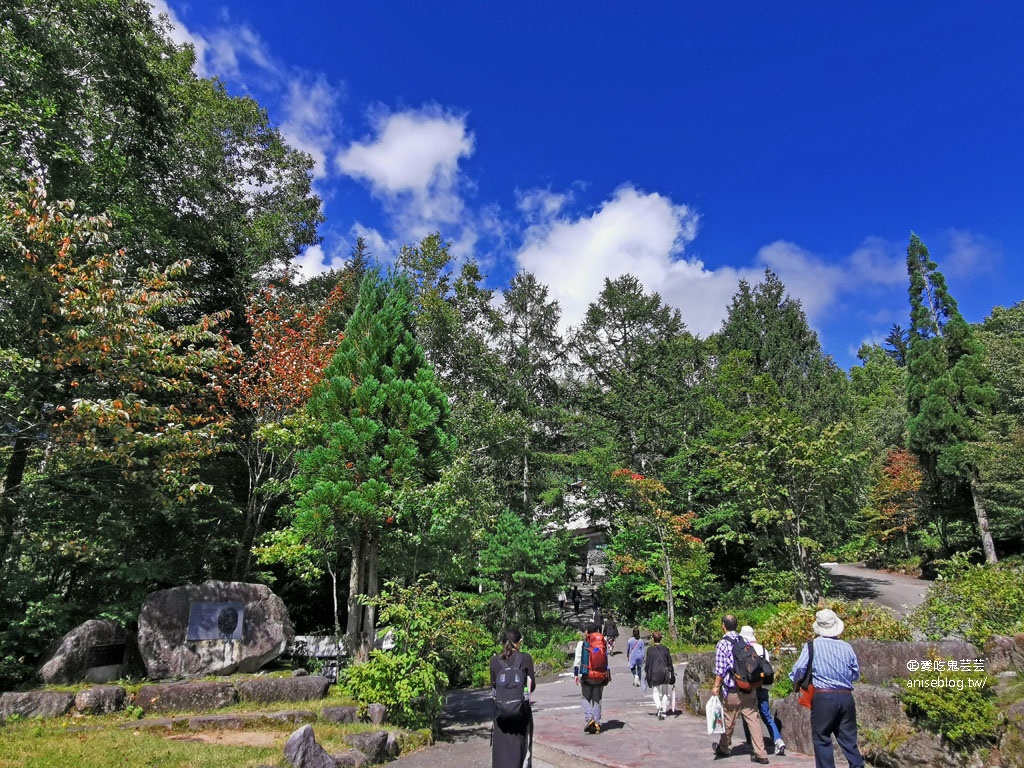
{"left": 758, "top": 598, "right": 911, "bottom": 653}
{"left": 341, "top": 650, "right": 447, "bottom": 730}
{"left": 897, "top": 670, "right": 998, "bottom": 749}
{"left": 910, "top": 553, "right": 1024, "bottom": 646}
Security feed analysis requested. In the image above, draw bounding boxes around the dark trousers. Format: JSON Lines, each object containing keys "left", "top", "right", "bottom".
{"left": 810, "top": 692, "right": 864, "bottom": 768}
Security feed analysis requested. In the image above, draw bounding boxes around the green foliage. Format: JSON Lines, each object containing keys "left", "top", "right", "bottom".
{"left": 758, "top": 599, "right": 912, "bottom": 652}
{"left": 898, "top": 670, "right": 998, "bottom": 749}
{"left": 368, "top": 578, "right": 493, "bottom": 687}
{"left": 911, "top": 553, "right": 1024, "bottom": 646}
{"left": 341, "top": 650, "right": 447, "bottom": 730}
{"left": 476, "top": 510, "right": 569, "bottom": 628}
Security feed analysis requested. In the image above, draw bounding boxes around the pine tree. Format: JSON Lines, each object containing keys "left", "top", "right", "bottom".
{"left": 905, "top": 234, "right": 998, "bottom": 562}
{"left": 287, "top": 269, "right": 452, "bottom": 656}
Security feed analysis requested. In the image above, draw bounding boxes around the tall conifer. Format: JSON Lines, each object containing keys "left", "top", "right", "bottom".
{"left": 905, "top": 234, "right": 998, "bottom": 562}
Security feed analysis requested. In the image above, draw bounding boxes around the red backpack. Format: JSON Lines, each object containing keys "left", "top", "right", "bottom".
{"left": 583, "top": 631, "right": 610, "bottom": 684}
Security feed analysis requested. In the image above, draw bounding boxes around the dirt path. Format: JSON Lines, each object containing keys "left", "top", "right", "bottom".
{"left": 823, "top": 562, "right": 930, "bottom": 617}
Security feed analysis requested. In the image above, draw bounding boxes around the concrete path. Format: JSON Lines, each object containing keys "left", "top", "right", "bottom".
{"left": 392, "top": 650, "right": 829, "bottom": 768}
{"left": 823, "top": 562, "right": 930, "bottom": 617}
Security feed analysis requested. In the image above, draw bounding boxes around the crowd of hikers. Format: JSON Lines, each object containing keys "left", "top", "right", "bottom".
{"left": 489, "top": 564, "right": 865, "bottom": 768}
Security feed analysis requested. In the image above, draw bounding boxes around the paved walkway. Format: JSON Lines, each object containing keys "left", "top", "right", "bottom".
{"left": 393, "top": 650, "right": 828, "bottom": 768}
{"left": 823, "top": 562, "right": 929, "bottom": 618}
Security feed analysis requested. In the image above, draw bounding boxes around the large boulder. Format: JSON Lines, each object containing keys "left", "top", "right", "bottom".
{"left": 680, "top": 651, "right": 715, "bottom": 715}
{"left": 236, "top": 676, "right": 330, "bottom": 704}
{"left": 134, "top": 681, "right": 238, "bottom": 713}
{"left": 74, "top": 685, "right": 127, "bottom": 715}
{"left": 137, "top": 580, "right": 293, "bottom": 679}
{"left": 985, "top": 634, "right": 1024, "bottom": 675}
{"left": 39, "top": 619, "right": 139, "bottom": 684}
{"left": 0, "top": 691, "right": 74, "bottom": 721}
{"left": 848, "top": 639, "right": 980, "bottom": 684}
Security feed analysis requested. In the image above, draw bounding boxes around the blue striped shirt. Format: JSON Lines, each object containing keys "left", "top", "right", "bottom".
{"left": 788, "top": 637, "right": 860, "bottom": 690}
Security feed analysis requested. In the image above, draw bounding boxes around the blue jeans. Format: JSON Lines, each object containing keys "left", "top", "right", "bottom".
{"left": 756, "top": 688, "right": 782, "bottom": 741}
{"left": 811, "top": 691, "right": 864, "bottom": 768}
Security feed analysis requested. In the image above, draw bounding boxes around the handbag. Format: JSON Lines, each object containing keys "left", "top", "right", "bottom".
{"left": 797, "top": 639, "right": 815, "bottom": 709}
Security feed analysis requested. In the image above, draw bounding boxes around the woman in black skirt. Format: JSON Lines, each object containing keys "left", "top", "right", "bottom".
{"left": 490, "top": 628, "right": 536, "bottom": 768}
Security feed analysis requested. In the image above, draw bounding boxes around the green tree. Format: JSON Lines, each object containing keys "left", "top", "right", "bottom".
{"left": 604, "top": 469, "right": 711, "bottom": 639}
{"left": 476, "top": 510, "right": 569, "bottom": 629}
{"left": 905, "top": 234, "right": 999, "bottom": 562}
{"left": 716, "top": 269, "right": 849, "bottom": 423}
{"left": 282, "top": 270, "right": 452, "bottom": 657}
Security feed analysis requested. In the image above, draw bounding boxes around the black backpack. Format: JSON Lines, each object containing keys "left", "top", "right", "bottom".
{"left": 493, "top": 654, "right": 528, "bottom": 724}
{"left": 757, "top": 648, "right": 776, "bottom": 686}
{"left": 729, "top": 636, "right": 767, "bottom": 691}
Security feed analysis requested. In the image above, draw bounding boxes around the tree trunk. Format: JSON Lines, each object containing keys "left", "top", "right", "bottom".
{"left": 362, "top": 533, "right": 379, "bottom": 660}
{"left": 327, "top": 560, "right": 343, "bottom": 679}
{"left": 662, "top": 544, "right": 678, "bottom": 642}
{"left": 969, "top": 474, "right": 999, "bottom": 564}
{"left": 346, "top": 536, "right": 365, "bottom": 655}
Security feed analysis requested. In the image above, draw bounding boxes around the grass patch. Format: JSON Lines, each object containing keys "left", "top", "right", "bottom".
{"left": 0, "top": 715, "right": 430, "bottom": 768}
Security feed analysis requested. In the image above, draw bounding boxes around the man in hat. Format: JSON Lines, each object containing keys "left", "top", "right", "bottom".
{"left": 788, "top": 609, "right": 865, "bottom": 768}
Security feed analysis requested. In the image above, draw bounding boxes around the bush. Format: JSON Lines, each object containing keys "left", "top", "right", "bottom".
{"left": 897, "top": 670, "right": 998, "bottom": 749}
{"left": 341, "top": 650, "right": 447, "bottom": 730}
{"left": 910, "top": 554, "right": 1024, "bottom": 646}
{"left": 758, "top": 598, "right": 912, "bottom": 652}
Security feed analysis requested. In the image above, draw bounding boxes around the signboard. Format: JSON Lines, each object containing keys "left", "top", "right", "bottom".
{"left": 186, "top": 601, "right": 244, "bottom": 641}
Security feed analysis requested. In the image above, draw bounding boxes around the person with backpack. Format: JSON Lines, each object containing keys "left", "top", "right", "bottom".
{"left": 573, "top": 623, "right": 611, "bottom": 734}
{"left": 710, "top": 615, "right": 770, "bottom": 764}
{"left": 571, "top": 585, "right": 582, "bottom": 615}
{"left": 490, "top": 628, "right": 535, "bottom": 768}
{"left": 643, "top": 630, "right": 675, "bottom": 719}
{"left": 741, "top": 624, "right": 785, "bottom": 756}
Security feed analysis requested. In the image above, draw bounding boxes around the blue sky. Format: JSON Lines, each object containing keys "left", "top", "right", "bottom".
{"left": 155, "top": 1, "right": 1023, "bottom": 370}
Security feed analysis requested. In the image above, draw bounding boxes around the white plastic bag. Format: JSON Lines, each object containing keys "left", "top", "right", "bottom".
{"left": 706, "top": 695, "right": 726, "bottom": 735}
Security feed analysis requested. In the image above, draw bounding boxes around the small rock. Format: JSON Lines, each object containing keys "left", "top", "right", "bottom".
{"left": 343, "top": 731, "right": 388, "bottom": 763}
{"left": 366, "top": 703, "right": 387, "bottom": 725}
{"left": 74, "top": 685, "right": 127, "bottom": 715}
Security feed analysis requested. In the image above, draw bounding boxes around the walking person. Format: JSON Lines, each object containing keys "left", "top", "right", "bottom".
{"left": 490, "top": 628, "right": 535, "bottom": 768}
{"left": 626, "top": 627, "right": 645, "bottom": 686}
{"left": 643, "top": 630, "right": 674, "bottom": 720}
{"left": 602, "top": 614, "right": 619, "bottom": 654}
{"left": 711, "top": 614, "right": 770, "bottom": 764}
{"left": 571, "top": 585, "right": 581, "bottom": 615}
{"left": 557, "top": 588, "right": 567, "bottom": 613}
{"left": 789, "top": 609, "right": 865, "bottom": 768}
{"left": 740, "top": 625, "right": 785, "bottom": 756}
{"left": 573, "top": 623, "right": 611, "bottom": 734}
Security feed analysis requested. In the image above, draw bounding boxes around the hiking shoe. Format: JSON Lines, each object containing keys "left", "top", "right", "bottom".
{"left": 584, "top": 719, "right": 596, "bottom": 734}
{"left": 713, "top": 745, "right": 731, "bottom": 759}
{"left": 751, "top": 758, "right": 770, "bottom": 765}
{"left": 657, "top": 709, "right": 665, "bottom": 720}
{"left": 593, "top": 722, "right": 601, "bottom": 734}
{"left": 774, "top": 739, "right": 786, "bottom": 756}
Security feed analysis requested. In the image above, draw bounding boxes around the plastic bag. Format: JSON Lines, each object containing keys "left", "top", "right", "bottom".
{"left": 706, "top": 695, "right": 726, "bottom": 735}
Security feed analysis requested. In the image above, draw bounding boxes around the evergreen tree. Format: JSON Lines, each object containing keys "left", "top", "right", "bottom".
{"left": 284, "top": 270, "right": 452, "bottom": 656}
{"left": 716, "top": 270, "right": 849, "bottom": 423}
{"left": 905, "top": 234, "right": 999, "bottom": 562}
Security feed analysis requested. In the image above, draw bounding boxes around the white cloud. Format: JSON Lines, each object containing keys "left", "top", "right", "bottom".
{"left": 755, "top": 240, "right": 849, "bottom": 324}
{"left": 847, "top": 235, "right": 905, "bottom": 286}
{"left": 280, "top": 75, "right": 341, "bottom": 181}
{"left": 943, "top": 229, "right": 1000, "bottom": 278}
{"left": 337, "top": 108, "right": 473, "bottom": 203}
{"left": 514, "top": 185, "right": 719, "bottom": 332}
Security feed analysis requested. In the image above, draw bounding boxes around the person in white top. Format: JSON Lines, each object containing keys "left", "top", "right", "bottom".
{"left": 740, "top": 625, "right": 786, "bottom": 756}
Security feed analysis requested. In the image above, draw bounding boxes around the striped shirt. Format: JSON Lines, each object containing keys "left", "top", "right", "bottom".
{"left": 788, "top": 637, "right": 860, "bottom": 690}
